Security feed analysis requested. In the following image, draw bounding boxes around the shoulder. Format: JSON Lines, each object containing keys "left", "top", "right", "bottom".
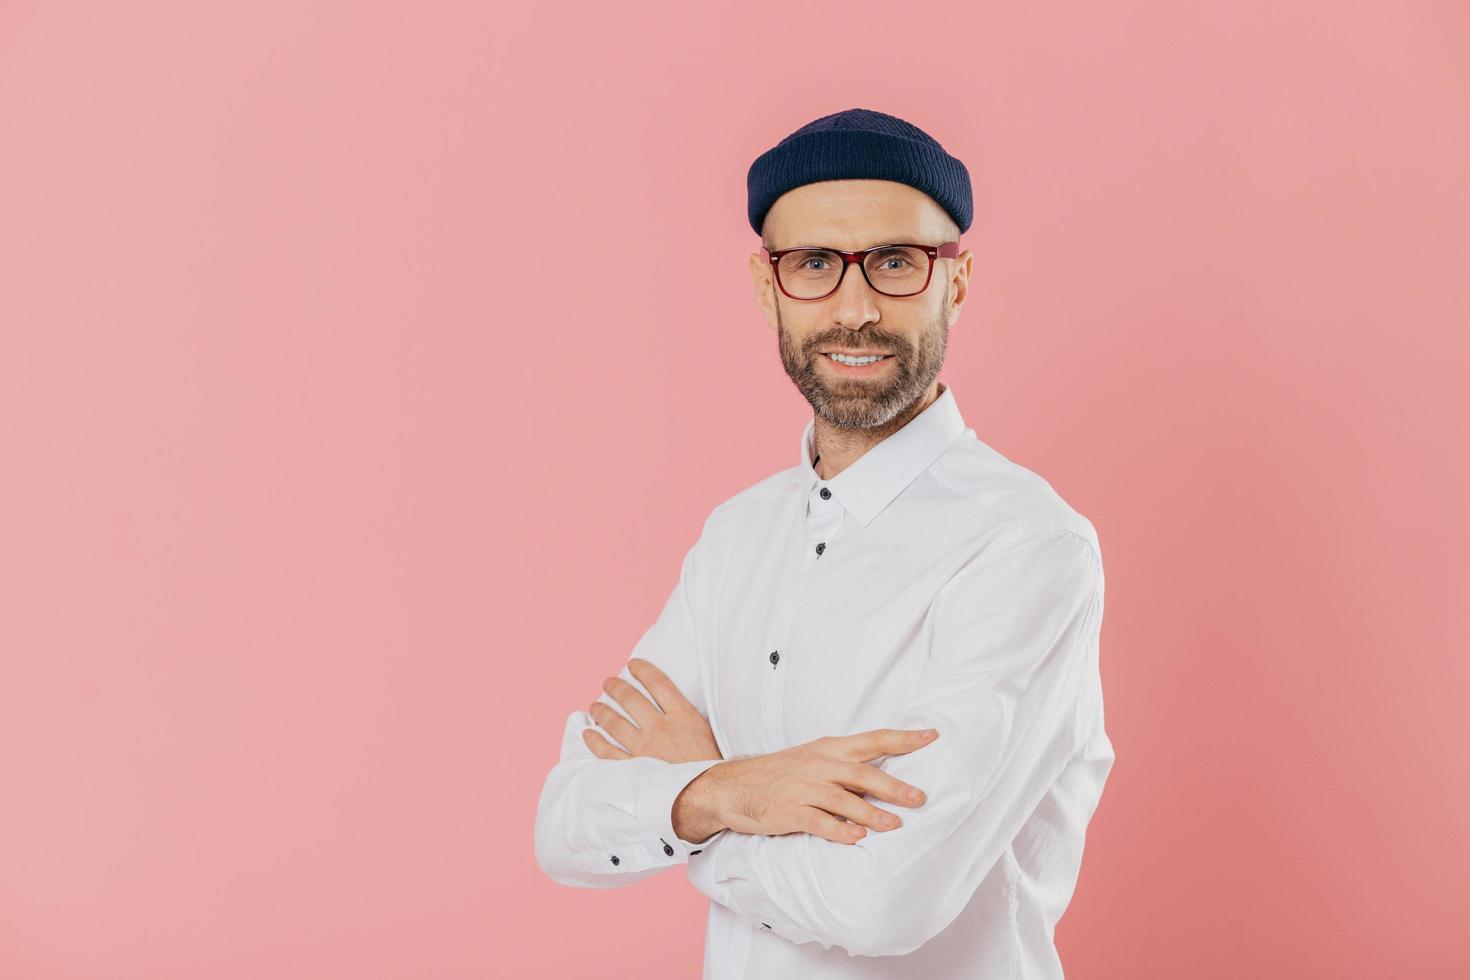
{"left": 929, "top": 430, "right": 1102, "bottom": 564}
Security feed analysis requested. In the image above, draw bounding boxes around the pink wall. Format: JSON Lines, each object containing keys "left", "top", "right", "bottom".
{"left": 2, "top": 3, "right": 1467, "bottom": 977}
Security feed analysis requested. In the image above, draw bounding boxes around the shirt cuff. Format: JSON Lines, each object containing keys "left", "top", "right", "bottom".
{"left": 635, "top": 757, "right": 726, "bottom": 861}
{"left": 684, "top": 821, "right": 732, "bottom": 893}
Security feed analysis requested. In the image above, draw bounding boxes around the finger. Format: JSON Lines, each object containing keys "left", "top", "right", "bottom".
{"left": 588, "top": 701, "right": 643, "bottom": 750}
{"left": 627, "top": 657, "right": 696, "bottom": 715}
{"left": 798, "top": 806, "right": 868, "bottom": 845}
{"left": 582, "top": 726, "right": 632, "bottom": 760}
{"left": 832, "top": 760, "right": 928, "bottom": 809}
{"left": 840, "top": 727, "right": 938, "bottom": 763}
{"left": 602, "top": 675, "right": 660, "bottom": 728}
{"left": 814, "top": 783, "right": 906, "bottom": 832}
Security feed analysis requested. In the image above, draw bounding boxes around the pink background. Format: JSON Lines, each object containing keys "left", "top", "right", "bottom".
{"left": 2, "top": 3, "right": 1467, "bottom": 978}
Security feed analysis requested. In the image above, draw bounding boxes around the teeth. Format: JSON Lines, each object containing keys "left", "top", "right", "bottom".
{"left": 827, "top": 353, "right": 887, "bottom": 365}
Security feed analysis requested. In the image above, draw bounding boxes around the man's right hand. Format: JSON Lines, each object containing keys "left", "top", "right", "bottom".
{"left": 672, "top": 728, "right": 939, "bottom": 845}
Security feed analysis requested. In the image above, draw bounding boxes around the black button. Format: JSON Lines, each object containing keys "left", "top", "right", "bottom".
{"left": 610, "top": 854, "right": 620, "bottom": 865}
{"left": 663, "top": 842, "right": 674, "bottom": 856}
{"left": 690, "top": 849, "right": 702, "bottom": 855}
{"left": 819, "top": 487, "right": 831, "bottom": 499}
{"left": 814, "top": 542, "right": 825, "bottom": 556}
{"left": 769, "top": 650, "right": 779, "bottom": 665}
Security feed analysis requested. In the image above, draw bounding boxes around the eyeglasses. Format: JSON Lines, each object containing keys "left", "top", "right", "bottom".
{"left": 762, "top": 241, "right": 960, "bottom": 300}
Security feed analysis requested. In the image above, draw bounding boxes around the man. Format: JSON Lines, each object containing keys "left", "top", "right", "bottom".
{"left": 534, "top": 107, "right": 1114, "bottom": 978}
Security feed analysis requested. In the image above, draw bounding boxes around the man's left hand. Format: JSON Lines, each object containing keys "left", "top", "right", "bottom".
{"left": 584, "top": 658, "right": 724, "bottom": 764}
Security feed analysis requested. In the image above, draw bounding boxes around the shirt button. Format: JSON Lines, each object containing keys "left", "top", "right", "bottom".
{"left": 819, "top": 487, "right": 831, "bottom": 500}
{"left": 769, "top": 650, "right": 779, "bottom": 665}
{"left": 663, "top": 842, "right": 674, "bottom": 856}
{"left": 814, "top": 542, "right": 826, "bottom": 556}
{"left": 690, "top": 849, "right": 702, "bottom": 855}
{"left": 610, "top": 855, "right": 620, "bottom": 865}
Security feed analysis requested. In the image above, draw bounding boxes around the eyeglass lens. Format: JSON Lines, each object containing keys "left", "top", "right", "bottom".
{"left": 777, "top": 246, "right": 930, "bottom": 298}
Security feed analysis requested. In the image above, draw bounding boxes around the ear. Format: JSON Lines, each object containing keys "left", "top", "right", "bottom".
{"left": 944, "top": 248, "right": 974, "bottom": 325}
{"left": 750, "top": 250, "right": 779, "bottom": 331}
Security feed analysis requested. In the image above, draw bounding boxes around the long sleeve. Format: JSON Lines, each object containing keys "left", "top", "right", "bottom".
{"left": 533, "top": 515, "right": 728, "bottom": 888}
{"left": 685, "top": 526, "right": 1105, "bottom": 957}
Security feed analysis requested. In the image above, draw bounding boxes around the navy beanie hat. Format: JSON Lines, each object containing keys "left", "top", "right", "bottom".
{"left": 747, "top": 107, "right": 972, "bottom": 238}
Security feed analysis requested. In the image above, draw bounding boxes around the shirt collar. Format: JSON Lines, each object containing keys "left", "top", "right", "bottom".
{"left": 798, "top": 380, "right": 968, "bottom": 527}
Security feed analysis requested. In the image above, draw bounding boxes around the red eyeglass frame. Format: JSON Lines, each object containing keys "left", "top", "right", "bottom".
{"left": 761, "top": 241, "right": 961, "bottom": 300}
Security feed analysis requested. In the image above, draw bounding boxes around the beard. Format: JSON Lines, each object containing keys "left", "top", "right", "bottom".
{"left": 776, "top": 300, "right": 949, "bottom": 430}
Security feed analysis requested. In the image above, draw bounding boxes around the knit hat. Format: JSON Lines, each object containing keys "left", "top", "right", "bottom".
{"left": 746, "top": 107, "right": 972, "bottom": 238}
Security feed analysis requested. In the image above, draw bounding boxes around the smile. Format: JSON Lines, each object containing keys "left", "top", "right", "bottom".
{"left": 825, "top": 353, "right": 891, "bottom": 366}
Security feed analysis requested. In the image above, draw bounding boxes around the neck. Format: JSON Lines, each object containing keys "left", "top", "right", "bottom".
{"left": 812, "top": 380, "right": 942, "bottom": 481}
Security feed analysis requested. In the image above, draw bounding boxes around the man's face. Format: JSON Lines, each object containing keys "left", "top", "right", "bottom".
{"left": 751, "top": 180, "right": 972, "bottom": 430}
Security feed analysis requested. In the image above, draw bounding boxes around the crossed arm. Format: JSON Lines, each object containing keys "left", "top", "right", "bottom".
{"left": 533, "top": 524, "right": 1104, "bottom": 958}
{"left": 532, "top": 525, "right": 727, "bottom": 887}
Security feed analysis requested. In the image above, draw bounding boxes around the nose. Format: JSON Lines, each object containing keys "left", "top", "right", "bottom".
{"left": 829, "top": 256, "right": 881, "bottom": 330}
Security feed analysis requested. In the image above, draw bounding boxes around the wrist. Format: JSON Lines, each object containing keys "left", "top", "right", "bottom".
{"left": 672, "top": 761, "right": 731, "bottom": 844}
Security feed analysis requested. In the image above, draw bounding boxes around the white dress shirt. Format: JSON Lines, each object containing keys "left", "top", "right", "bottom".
{"left": 534, "top": 380, "right": 1114, "bottom": 978}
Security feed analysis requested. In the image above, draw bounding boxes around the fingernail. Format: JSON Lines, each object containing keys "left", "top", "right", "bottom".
{"left": 923, "top": 729, "right": 938, "bottom": 739}
{"left": 907, "top": 788, "right": 924, "bottom": 802}
{"left": 879, "top": 812, "right": 899, "bottom": 828}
